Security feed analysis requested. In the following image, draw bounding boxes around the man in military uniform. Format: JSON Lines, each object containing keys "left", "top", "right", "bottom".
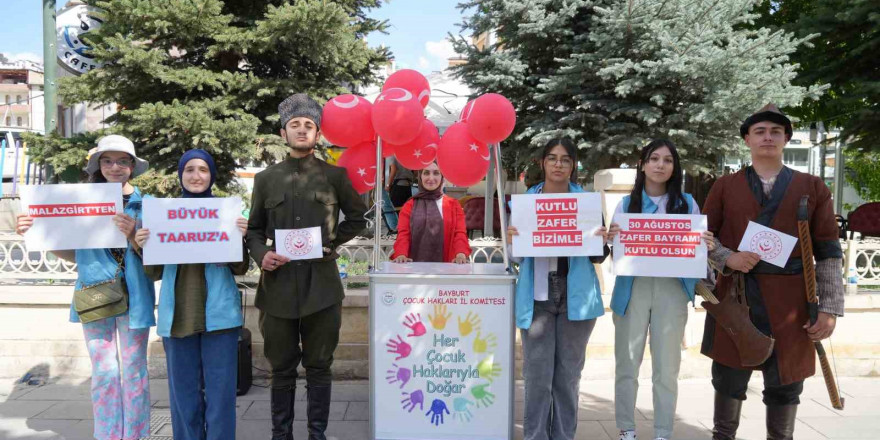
{"left": 703, "top": 104, "right": 844, "bottom": 440}
{"left": 246, "top": 93, "right": 368, "bottom": 440}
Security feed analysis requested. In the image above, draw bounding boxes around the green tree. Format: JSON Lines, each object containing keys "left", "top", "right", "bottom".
{"left": 845, "top": 151, "right": 880, "bottom": 204}
{"left": 452, "top": 0, "right": 825, "bottom": 175}
{"left": 751, "top": 0, "right": 879, "bottom": 153}
{"left": 25, "top": 0, "right": 389, "bottom": 195}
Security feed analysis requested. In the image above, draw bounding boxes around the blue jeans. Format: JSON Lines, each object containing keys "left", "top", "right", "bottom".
{"left": 164, "top": 329, "right": 240, "bottom": 440}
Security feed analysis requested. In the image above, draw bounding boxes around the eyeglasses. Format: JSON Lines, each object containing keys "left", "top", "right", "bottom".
{"left": 99, "top": 157, "right": 134, "bottom": 168}
{"left": 544, "top": 155, "right": 574, "bottom": 168}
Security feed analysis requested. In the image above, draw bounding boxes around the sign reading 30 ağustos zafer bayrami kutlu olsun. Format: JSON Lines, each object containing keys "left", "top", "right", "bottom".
{"left": 612, "top": 213, "right": 708, "bottom": 278}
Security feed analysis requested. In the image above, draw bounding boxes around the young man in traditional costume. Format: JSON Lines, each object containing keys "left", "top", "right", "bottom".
{"left": 702, "top": 104, "right": 844, "bottom": 440}
{"left": 246, "top": 93, "right": 368, "bottom": 440}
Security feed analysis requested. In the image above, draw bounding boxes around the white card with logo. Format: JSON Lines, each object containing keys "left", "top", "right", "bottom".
{"left": 275, "top": 227, "right": 323, "bottom": 260}
{"left": 737, "top": 221, "right": 797, "bottom": 268}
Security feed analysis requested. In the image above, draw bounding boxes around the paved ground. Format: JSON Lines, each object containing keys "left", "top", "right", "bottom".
{"left": 0, "top": 376, "right": 877, "bottom": 439}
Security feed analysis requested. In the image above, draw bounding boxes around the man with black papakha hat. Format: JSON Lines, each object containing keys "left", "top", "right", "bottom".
{"left": 246, "top": 93, "right": 368, "bottom": 440}
{"left": 700, "top": 104, "right": 844, "bottom": 440}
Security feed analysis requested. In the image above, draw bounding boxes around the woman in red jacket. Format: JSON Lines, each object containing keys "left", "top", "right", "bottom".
{"left": 392, "top": 161, "right": 471, "bottom": 264}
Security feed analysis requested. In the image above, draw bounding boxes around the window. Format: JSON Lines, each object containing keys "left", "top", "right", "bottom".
{"left": 4, "top": 116, "right": 10, "bottom": 126}
{"left": 3, "top": 95, "right": 9, "bottom": 104}
{"left": 783, "top": 149, "right": 809, "bottom": 167}
{"left": 16, "top": 95, "right": 22, "bottom": 104}
{"left": 17, "top": 117, "right": 23, "bottom": 126}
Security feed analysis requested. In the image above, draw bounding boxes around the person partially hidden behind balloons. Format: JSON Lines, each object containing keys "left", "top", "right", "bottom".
{"left": 391, "top": 161, "right": 471, "bottom": 264}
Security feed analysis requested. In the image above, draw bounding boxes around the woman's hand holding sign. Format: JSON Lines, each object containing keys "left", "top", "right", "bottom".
{"left": 236, "top": 217, "right": 247, "bottom": 236}
{"left": 135, "top": 229, "right": 151, "bottom": 248}
{"left": 505, "top": 226, "right": 518, "bottom": 244}
{"left": 114, "top": 213, "right": 136, "bottom": 239}
{"left": 15, "top": 214, "right": 34, "bottom": 235}
{"left": 605, "top": 222, "right": 621, "bottom": 242}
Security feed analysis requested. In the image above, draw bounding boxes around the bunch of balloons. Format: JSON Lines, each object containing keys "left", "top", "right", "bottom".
{"left": 321, "top": 69, "right": 516, "bottom": 192}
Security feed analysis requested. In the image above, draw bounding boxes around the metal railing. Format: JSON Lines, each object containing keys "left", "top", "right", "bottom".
{"left": 0, "top": 233, "right": 506, "bottom": 285}
{"left": 3, "top": 232, "right": 877, "bottom": 289}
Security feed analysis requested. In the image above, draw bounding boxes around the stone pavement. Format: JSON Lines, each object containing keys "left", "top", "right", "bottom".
{"left": 1, "top": 376, "right": 878, "bottom": 439}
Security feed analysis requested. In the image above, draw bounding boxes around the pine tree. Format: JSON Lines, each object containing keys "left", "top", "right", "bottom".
{"left": 26, "top": 0, "right": 389, "bottom": 194}
{"left": 453, "top": 0, "right": 826, "bottom": 175}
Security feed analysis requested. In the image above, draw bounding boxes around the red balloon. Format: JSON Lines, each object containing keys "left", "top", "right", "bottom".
{"left": 383, "top": 69, "right": 431, "bottom": 108}
{"left": 372, "top": 88, "right": 424, "bottom": 145}
{"left": 381, "top": 141, "right": 395, "bottom": 158}
{"left": 459, "top": 99, "right": 475, "bottom": 122}
{"left": 390, "top": 119, "right": 440, "bottom": 170}
{"left": 466, "top": 93, "right": 516, "bottom": 144}
{"left": 437, "top": 121, "right": 489, "bottom": 187}
{"left": 321, "top": 94, "right": 374, "bottom": 148}
{"left": 337, "top": 141, "right": 378, "bottom": 194}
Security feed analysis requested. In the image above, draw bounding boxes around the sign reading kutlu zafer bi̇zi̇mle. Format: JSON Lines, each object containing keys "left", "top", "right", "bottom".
{"left": 373, "top": 275, "right": 512, "bottom": 440}
{"left": 612, "top": 213, "right": 709, "bottom": 278}
{"left": 510, "top": 193, "right": 605, "bottom": 257}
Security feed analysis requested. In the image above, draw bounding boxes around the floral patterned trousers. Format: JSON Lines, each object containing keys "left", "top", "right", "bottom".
{"left": 82, "top": 314, "right": 151, "bottom": 440}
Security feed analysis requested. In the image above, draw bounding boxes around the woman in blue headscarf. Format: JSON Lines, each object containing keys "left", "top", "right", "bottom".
{"left": 135, "top": 149, "right": 250, "bottom": 440}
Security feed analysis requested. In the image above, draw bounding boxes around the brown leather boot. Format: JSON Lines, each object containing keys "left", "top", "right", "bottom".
{"left": 712, "top": 392, "right": 743, "bottom": 440}
{"left": 766, "top": 404, "right": 797, "bottom": 440}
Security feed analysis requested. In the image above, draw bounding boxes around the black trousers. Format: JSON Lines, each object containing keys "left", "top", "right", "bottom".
{"left": 389, "top": 183, "right": 412, "bottom": 208}
{"left": 259, "top": 303, "right": 342, "bottom": 388}
{"left": 711, "top": 358, "right": 804, "bottom": 406}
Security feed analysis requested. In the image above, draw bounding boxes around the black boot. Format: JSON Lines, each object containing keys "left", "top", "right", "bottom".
{"left": 270, "top": 385, "right": 295, "bottom": 440}
{"left": 306, "top": 384, "right": 332, "bottom": 440}
{"left": 713, "top": 392, "right": 743, "bottom": 440}
{"left": 766, "top": 404, "right": 797, "bottom": 440}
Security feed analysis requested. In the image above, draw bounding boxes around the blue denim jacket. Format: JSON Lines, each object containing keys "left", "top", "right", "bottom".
{"left": 609, "top": 192, "right": 698, "bottom": 316}
{"left": 514, "top": 182, "right": 605, "bottom": 329}
{"left": 71, "top": 188, "right": 156, "bottom": 329}
{"left": 156, "top": 263, "right": 242, "bottom": 337}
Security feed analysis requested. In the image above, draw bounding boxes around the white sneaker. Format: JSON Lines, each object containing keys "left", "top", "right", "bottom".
{"left": 618, "top": 430, "right": 637, "bottom": 440}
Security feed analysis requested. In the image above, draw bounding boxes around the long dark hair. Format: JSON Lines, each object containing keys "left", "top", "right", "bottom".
{"left": 540, "top": 137, "right": 578, "bottom": 183}
{"left": 627, "top": 139, "right": 688, "bottom": 214}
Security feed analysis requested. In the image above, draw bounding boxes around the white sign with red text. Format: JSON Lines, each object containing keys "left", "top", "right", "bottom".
{"left": 275, "top": 227, "right": 323, "bottom": 261}
{"left": 612, "top": 214, "right": 708, "bottom": 278}
{"left": 142, "top": 197, "right": 243, "bottom": 265}
{"left": 737, "top": 221, "right": 797, "bottom": 268}
{"left": 20, "top": 183, "right": 126, "bottom": 251}
{"left": 510, "top": 193, "right": 604, "bottom": 257}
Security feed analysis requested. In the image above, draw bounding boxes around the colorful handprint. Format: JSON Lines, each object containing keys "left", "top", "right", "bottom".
{"left": 457, "top": 311, "right": 481, "bottom": 337}
{"left": 452, "top": 397, "right": 475, "bottom": 422}
{"left": 471, "top": 383, "right": 496, "bottom": 407}
{"left": 403, "top": 313, "right": 426, "bottom": 337}
{"left": 401, "top": 390, "right": 425, "bottom": 413}
{"left": 428, "top": 304, "right": 452, "bottom": 330}
{"left": 386, "top": 363, "right": 411, "bottom": 388}
{"left": 472, "top": 331, "right": 497, "bottom": 353}
{"left": 425, "top": 399, "right": 450, "bottom": 426}
{"left": 477, "top": 355, "right": 502, "bottom": 382}
{"left": 386, "top": 335, "right": 412, "bottom": 360}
